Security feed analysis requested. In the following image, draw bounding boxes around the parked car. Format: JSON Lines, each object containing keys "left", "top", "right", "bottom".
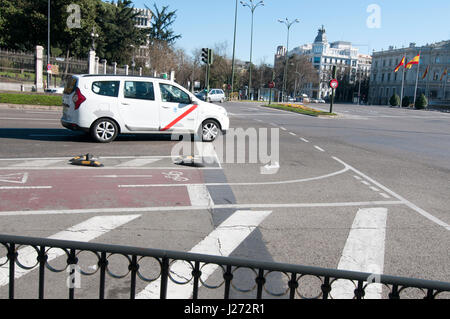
{"left": 61, "top": 75, "right": 229, "bottom": 143}
{"left": 46, "top": 86, "right": 65, "bottom": 94}
{"left": 318, "top": 99, "right": 326, "bottom": 103}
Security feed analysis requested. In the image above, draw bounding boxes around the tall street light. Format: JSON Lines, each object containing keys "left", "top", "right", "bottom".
{"left": 241, "top": 0, "right": 264, "bottom": 100}
{"left": 278, "top": 18, "right": 299, "bottom": 102}
{"left": 47, "top": 0, "right": 51, "bottom": 89}
{"left": 230, "top": 0, "right": 238, "bottom": 97}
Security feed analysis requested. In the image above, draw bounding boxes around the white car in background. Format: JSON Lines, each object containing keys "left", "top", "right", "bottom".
{"left": 61, "top": 75, "right": 229, "bottom": 143}
{"left": 206, "top": 89, "right": 226, "bottom": 103}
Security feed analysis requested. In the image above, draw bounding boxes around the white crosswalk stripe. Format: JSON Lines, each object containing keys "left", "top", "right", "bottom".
{"left": 0, "top": 215, "right": 141, "bottom": 288}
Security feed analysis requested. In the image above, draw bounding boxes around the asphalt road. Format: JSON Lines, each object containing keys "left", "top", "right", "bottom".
{"left": 0, "top": 102, "right": 448, "bottom": 299}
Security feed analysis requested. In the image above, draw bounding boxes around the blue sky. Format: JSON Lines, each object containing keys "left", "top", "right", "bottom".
{"left": 131, "top": 0, "right": 450, "bottom": 65}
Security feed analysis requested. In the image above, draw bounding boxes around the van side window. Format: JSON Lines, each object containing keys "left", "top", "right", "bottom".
{"left": 159, "top": 83, "right": 191, "bottom": 104}
{"left": 124, "top": 81, "right": 155, "bottom": 101}
{"left": 91, "top": 81, "right": 120, "bottom": 97}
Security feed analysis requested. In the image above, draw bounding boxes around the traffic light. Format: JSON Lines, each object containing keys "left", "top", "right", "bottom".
{"left": 202, "top": 48, "right": 209, "bottom": 64}
{"left": 201, "top": 48, "right": 213, "bottom": 65}
{"left": 208, "top": 49, "right": 213, "bottom": 65}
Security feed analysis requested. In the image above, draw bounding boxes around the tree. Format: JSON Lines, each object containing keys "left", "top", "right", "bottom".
{"left": 402, "top": 96, "right": 411, "bottom": 107}
{"left": 146, "top": 3, "right": 181, "bottom": 44}
{"left": 96, "top": 0, "right": 146, "bottom": 65}
{"left": 390, "top": 94, "right": 400, "bottom": 107}
{"left": 415, "top": 93, "right": 428, "bottom": 109}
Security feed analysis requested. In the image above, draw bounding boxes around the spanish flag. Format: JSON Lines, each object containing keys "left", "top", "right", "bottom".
{"left": 422, "top": 65, "right": 429, "bottom": 79}
{"left": 440, "top": 68, "right": 448, "bottom": 81}
{"left": 405, "top": 54, "right": 420, "bottom": 69}
{"left": 394, "top": 56, "right": 405, "bottom": 72}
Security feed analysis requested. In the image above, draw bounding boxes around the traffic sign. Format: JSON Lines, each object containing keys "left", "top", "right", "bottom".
{"left": 330, "top": 79, "right": 339, "bottom": 89}
{"left": 268, "top": 81, "right": 275, "bottom": 89}
{"left": 47, "top": 64, "right": 52, "bottom": 71}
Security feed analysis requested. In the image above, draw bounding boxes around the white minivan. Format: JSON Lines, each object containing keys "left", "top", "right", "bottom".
{"left": 61, "top": 75, "right": 229, "bottom": 143}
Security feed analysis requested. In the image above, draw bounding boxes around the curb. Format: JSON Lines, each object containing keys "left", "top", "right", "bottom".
{"left": 0, "top": 103, "right": 62, "bottom": 111}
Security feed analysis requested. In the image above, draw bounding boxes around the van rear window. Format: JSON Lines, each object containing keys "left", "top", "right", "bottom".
{"left": 92, "top": 81, "right": 120, "bottom": 97}
{"left": 63, "top": 77, "right": 77, "bottom": 94}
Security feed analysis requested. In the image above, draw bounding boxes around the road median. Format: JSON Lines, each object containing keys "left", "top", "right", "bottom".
{"left": 262, "top": 103, "right": 337, "bottom": 117}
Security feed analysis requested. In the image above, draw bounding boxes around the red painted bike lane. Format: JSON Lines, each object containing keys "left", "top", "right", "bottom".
{"left": 0, "top": 169, "right": 205, "bottom": 212}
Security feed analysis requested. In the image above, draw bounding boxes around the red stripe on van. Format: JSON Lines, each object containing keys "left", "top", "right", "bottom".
{"left": 160, "top": 104, "right": 198, "bottom": 131}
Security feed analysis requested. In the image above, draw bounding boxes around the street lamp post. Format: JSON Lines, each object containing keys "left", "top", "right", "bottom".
{"left": 241, "top": 0, "right": 264, "bottom": 101}
{"left": 230, "top": 0, "right": 238, "bottom": 98}
{"left": 47, "top": 0, "right": 51, "bottom": 89}
{"left": 278, "top": 18, "right": 299, "bottom": 102}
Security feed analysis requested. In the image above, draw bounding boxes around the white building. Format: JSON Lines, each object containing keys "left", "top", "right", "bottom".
{"left": 281, "top": 26, "right": 372, "bottom": 99}
{"left": 369, "top": 41, "right": 450, "bottom": 105}
{"left": 133, "top": 8, "right": 153, "bottom": 68}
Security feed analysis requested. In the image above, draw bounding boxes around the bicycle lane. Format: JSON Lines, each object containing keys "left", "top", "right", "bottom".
{"left": 0, "top": 168, "right": 205, "bottom": 212}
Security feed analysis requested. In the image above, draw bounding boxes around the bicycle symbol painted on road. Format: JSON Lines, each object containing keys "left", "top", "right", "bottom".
{"left": 162, "top": 171, "right": 189, "bottom": 182}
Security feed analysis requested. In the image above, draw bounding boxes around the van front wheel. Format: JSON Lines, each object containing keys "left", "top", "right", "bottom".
{"left": 91, "top": 119, "right": 118, "bottom": 143}
{"left": 200, "top": 120, "right": 221, "bottom": 142}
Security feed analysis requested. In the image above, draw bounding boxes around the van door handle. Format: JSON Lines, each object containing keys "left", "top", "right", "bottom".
{"left": 121, "top": 102, "right": 130, "bottom": 106}
{"left": 161, "top": 105, "right": 170, "bottom": 109}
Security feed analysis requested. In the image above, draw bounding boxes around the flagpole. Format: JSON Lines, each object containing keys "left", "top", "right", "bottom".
{"left": 444, "top": 68, "right": 448, "bottom": 100}
{"left": 413, "top": 51, "right": 421, "bottom": 107}
{"left": 400, "top": 54, "right": 406, "bottom": 108}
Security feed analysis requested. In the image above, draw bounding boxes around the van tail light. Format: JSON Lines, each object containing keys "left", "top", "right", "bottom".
{"left": 73, "top": 88, "right": 86, "bottom": 110}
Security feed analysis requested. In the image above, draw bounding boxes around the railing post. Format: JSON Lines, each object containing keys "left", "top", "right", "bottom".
{"left": 256, "top": 269, "right": 265, "bottom": 299}
{"left": 160, "top": 257, "right": 169, "bottom": 299}
{"left": 129, "top": 255, "right": 139, "bottom": 299}
{"left": 192, "top": 261, "right": 201, "bottom": 300}
{"left": 98, "top": 252, "right": 108, "bottom": 299}
{"left": 223, "top": 265, "right": 233, "bottom": 299}
{"left": 7, "top": 243, "right": 17, "bottom": 299}
{"left": 37, "top": 246, "right": 48, "bottom": 299}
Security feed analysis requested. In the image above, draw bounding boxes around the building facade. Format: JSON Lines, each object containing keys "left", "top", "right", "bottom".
{"left": 278, "top": 26, "right": 372, "bottom": 99}
{"left": 133, "top": 8, "right": 153, "bottom": 68}
{"left": 369, "top": 41, "right": 450, "bottom": 105}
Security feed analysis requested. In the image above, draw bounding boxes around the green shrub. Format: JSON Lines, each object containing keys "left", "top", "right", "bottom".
{"left": 390, "top": 94, "right": 400, "bottom": 106}
{"left": 415, "top": 94, "right": 428, "bottom": 109}
{"left": 402, "top": 96, "right": 410, "bottom": 107}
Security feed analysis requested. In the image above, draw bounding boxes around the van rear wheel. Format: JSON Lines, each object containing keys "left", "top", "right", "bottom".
{"left": 91, "top": 119, "right": 118, "bottom": 143}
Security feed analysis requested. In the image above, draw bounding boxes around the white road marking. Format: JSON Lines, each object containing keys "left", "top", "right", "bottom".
{"left": 116, "top": 158, "right": 161, "bottom": 167}
{"left": 379, "top": 193, "right": 390, "bottom": 199}
{"left": 314, "top": 146, "right": 325, "bottom": 152}
{"left": 370, "top": 186, "right": 380, "bottom": 192}
{"left": 361, "top": 180, "right": 371, "bottom": 186}
{"left": 0, "top": 215, "right": 141, "bottom": 287}
{"left": 0, "top": 186, "right": 51, "bottom": 190}
{"left": 300, "top": 138, "right": 309, "bottom": 143}
{"left": 136, "top": 210, "right": 272, "bottom": 299}
{"left": 0, "top": 201, "right": 403, "bottom": 217}
{"left": 289, "top": 132, "right": 297, "bottom": 136}
{"left": 0, "top": 173, "right": 28, "bottom": 184}
{"left": 331, "top": 208, "right": 387, "bottom": 299}
{"left": 0, "top": 117, "right": 57, "bottom": 121}
{"left": 353, "top": 175, "right": 361, "bottom": 180}
{"left": 333, "top": 156, "right": 450, "bottom": 231}
{"left": 280, "top": 127, "right": 287, "bottom": 131}
{"left": 187, "top": 184, "right": 213, "bottom": 207}
{"left": 94, "top": 175, "right": 153, "bottom": 178}
{"left": 10, "top": 159, "right": 64, "bottom": 167}
{"left": 119, "top": 165, "right": 349, "bottom": 187}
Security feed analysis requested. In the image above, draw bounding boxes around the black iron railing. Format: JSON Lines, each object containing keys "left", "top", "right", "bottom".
{"left": 0, "top": 234, "right": 449, "bottom": 299}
